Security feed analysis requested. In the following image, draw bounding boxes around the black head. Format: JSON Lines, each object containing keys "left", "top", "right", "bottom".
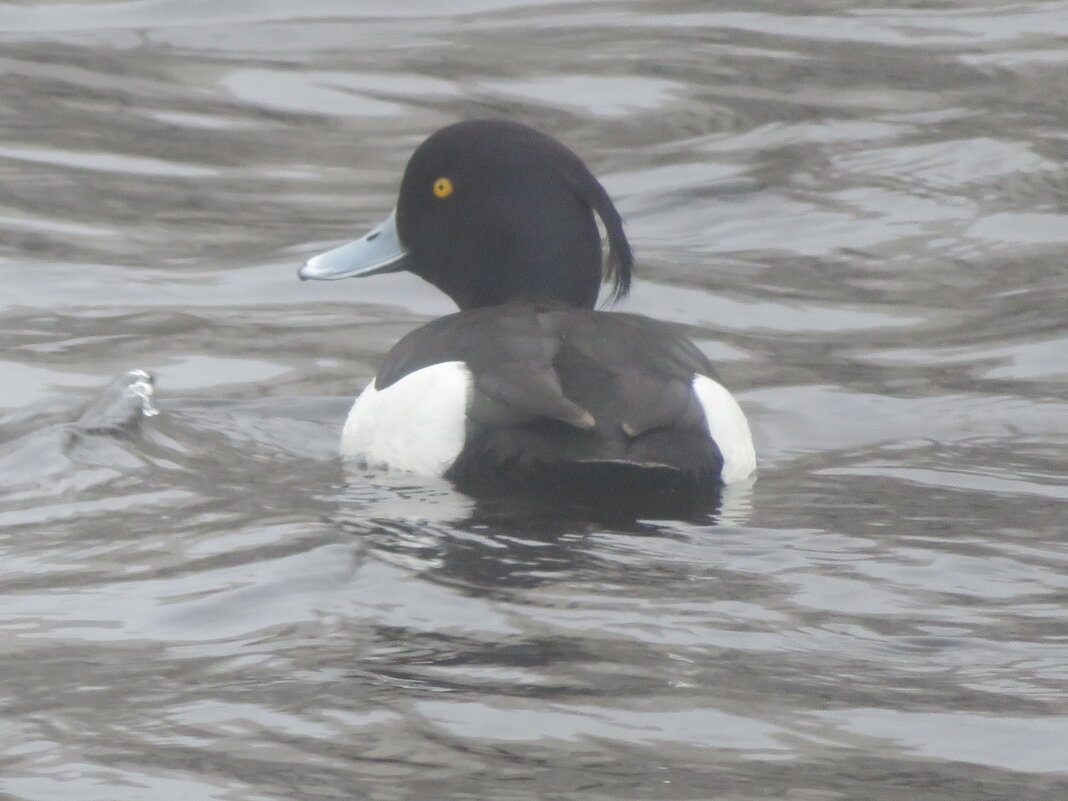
{"left": 394, "top": 120, "right": 632, "bottom": 310}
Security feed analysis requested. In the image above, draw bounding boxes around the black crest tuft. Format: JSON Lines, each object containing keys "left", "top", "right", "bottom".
{"left": 542, "top": 134, "right": 633, "bottom": 303}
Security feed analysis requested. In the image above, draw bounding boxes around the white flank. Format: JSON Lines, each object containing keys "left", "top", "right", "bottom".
{"left": 341, "top": 361, "right": 471, "bottom": 476}
{"left": 691, "top": 375, "right": 756, "bottom": 484}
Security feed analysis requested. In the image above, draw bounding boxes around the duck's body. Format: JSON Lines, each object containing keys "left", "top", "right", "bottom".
{"left": 299, "top": 120, "right": 754, "bottom": 500}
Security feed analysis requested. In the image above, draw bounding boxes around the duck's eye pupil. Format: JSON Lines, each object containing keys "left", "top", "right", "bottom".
{"left": 433, "top": 177, "right": 454, "bottom": 199}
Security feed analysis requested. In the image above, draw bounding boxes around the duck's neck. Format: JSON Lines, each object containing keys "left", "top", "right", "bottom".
{"left": 428, "top": 220, "right": 603, "bottom": 312}
{"left": 447, "top": 260, "right": 601, "bottom": 311}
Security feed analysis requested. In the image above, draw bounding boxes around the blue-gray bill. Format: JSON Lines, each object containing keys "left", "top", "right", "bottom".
{"left": 298, "top": 209, "right": 409, "bottom": 281}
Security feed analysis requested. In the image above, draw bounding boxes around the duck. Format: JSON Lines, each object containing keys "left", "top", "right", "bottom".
{"left": 299, "top": 119, "right": 755, "bottom": 503}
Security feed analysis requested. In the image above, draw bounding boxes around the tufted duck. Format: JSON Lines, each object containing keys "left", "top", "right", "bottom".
{"left": 299, "top": 119, "right": 755, "bottom": 502}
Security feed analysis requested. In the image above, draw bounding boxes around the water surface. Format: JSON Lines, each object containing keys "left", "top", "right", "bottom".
{"left": 2, "top": 2, "right": 1067, "bottom": 799}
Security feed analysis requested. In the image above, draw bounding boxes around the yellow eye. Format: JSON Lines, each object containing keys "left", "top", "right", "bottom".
{"left": 433, "top": 177, "right": 454, "bottom": 199}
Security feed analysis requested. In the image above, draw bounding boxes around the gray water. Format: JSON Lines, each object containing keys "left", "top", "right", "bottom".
{"left": 2, "top": 2, "right": 1067, "bottom": 799}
